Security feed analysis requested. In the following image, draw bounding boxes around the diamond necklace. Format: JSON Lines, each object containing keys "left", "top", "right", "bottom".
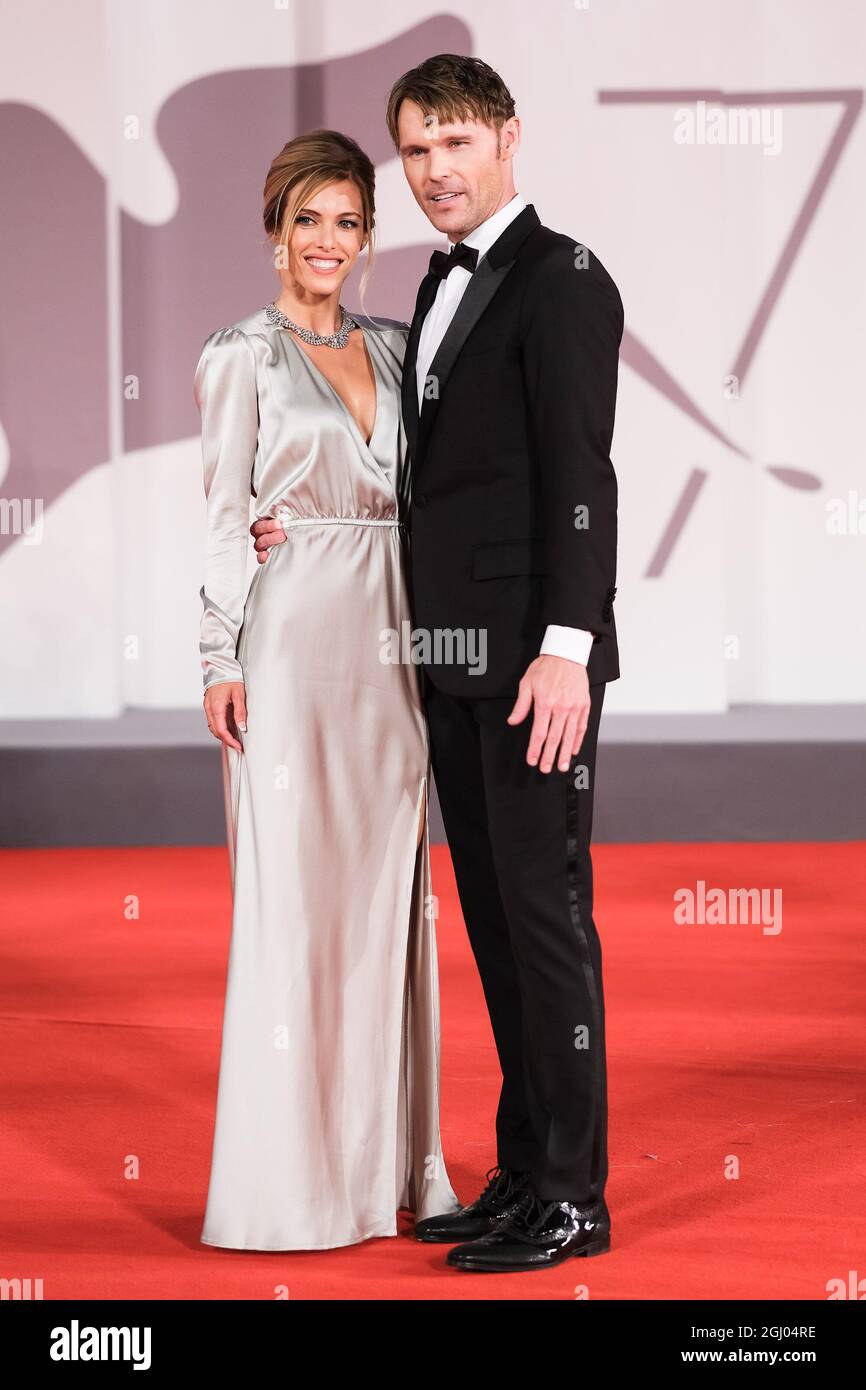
{"left": 265, "top": 301, "right": 358, "bottom": 348}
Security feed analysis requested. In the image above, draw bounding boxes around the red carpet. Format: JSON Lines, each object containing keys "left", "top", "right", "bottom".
{"left": 1, "top": 842, "right": 863, "bottom": 1300}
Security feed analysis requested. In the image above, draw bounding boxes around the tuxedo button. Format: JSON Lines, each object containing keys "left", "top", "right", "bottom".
{"left": 414, "top": 493, "right": 428, "bottom": 508}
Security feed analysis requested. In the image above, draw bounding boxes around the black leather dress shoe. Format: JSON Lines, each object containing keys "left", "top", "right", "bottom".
{"left": 446, "top": 1192, "right": 611, "bottom": 1271}
{"left": 414, "top": 1165, "right": 531, "bottom": 1243}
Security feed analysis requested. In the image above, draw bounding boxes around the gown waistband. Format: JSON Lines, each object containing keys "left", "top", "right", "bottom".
{"left": 273, "top": 510, "right": 404, "bottom": 529}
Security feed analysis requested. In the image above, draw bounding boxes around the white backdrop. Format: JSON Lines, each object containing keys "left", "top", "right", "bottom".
{"left": 1, "top": 0, "right": 864, "bottom": 717}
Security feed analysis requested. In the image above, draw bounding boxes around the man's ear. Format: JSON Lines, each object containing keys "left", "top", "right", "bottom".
{"left": 501, "top": 115, "right": 521, "bottom": 161}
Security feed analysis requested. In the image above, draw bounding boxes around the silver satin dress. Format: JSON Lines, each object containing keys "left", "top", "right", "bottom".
{"left": 193, "top": 305, "right": 460, "bottom": 1250}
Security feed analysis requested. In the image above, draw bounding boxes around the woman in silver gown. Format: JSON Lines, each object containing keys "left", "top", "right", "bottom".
{"left": 194, "top": 130, "right": 459, "bottom": 1250}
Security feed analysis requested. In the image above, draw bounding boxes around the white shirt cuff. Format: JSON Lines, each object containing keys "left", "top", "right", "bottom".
{"left": 540, "top": 624, "right": 594, "bottom": 666}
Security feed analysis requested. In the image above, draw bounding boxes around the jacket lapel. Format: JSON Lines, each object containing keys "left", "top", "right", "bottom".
{"left": 402, "top": 272, "right": 438, "bottom": 466}
{"left": 403, "top": 204, "right": 541, "bottom": 469}
{"left": 416, "top": 256, "right": 515, "bottom": 454}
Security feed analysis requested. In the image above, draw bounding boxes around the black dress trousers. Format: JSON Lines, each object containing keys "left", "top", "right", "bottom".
{"left": 424, "top": 678, "right": 608, "bottom": 1205}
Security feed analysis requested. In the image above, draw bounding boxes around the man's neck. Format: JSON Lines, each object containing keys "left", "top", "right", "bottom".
{"left": 449, "top": 190, "right": 521, "bottom": 244}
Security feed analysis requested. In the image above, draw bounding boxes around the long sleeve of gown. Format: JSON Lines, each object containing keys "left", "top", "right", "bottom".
{"left": 193, "top": 326, "right": 259, "bottom": 692}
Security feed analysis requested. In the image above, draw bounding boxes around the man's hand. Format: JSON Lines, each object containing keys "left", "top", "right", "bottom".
{"left": 250, "top": 516, "right": 288, "bottom": 563}
{"left": 204, "top": 681, "right": 247, "bottom": 752}
{"left": 507, "top": 655, "right": 591, "bottom": 772}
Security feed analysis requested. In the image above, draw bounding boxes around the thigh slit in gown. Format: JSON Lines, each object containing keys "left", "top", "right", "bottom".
{"left": 194, "top": 308, "right": 460, "bottom": 1249}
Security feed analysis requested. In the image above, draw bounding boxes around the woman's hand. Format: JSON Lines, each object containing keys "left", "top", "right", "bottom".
{"left": 204, "top": 681, "right": 247, "bottom": 752}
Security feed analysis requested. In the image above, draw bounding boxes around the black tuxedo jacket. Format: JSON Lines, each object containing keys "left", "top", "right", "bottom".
{"left": 401, "top": 202, "right": 623, "bottom": 699}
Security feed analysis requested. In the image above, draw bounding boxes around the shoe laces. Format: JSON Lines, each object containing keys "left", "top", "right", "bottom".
{"left": 477, "top": 1164, "right": 525, "bottom": 1212}
{"left": 514, "top": 1191, "right": 561, "bottom": 1235}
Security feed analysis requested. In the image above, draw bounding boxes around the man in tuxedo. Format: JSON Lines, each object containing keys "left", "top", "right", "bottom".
{"left": 252, "top": 54, "right": 623, "bottom": 1271}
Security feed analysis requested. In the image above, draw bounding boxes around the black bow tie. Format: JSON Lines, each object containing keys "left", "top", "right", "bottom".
{"left": 428, "top": 241, "right": 479, "bottom": 281}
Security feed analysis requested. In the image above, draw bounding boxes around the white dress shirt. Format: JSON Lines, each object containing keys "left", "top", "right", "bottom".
{"left": 415, "top": 193, "right": 594, "bottom": 667}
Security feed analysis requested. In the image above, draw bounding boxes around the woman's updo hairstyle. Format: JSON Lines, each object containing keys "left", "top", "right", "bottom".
{"left": 263, "top": 129, "right": 376, "bottom": 307}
